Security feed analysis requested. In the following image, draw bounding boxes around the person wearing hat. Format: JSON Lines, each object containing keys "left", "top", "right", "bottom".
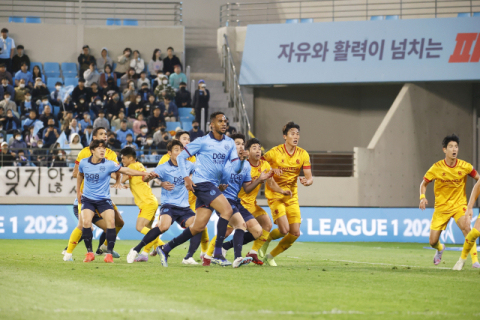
{"left": 175, "top": 81, "right": 191, "bottom": 109}
{"left": 11, "top": 44, "right": 30, "bottom": 74}
{"left": 0, "top": 28, "right": 15, "bottom": 74}
{"left": 93, "top": 109, "right": 110, "bottom": 130}
{"left": 0, "top": 141, "right": 15, "bottom": 167}
{"left": 192, "top": 79, "right": 210, "bottom": 128}
{"left": 77, "top": 45, "right": 95, "bottom": 79}
{"left": 168, "top": 65, "right": 187, "bottom": 90}
{"left": 0, "top": 62, "right": 13, "bottom": 85}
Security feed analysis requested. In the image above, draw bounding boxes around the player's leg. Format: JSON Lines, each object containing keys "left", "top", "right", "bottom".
{"left": 250, "top": 206, "right": 272, "bottom": 257}
{"left": 190, "top": 192, "right": 209, "bottom": 258}
{"left": 64, "top": 205, "right": 84, "bottom": 261}
{"left": 63, "top": 204, "right": 83, "bottom": 255}
{"left": 204, "top": 227, "right": 234, "bottom": 266}
{"left": 453, "top": 213, "right": 480, "bottom": 270}
{"left": 97, "top": 206, "right": 125, "bottom": 257}
{"left": 259, "top": 201, "right": 287, "bottom": 260}
{"left": 81, "top": 208, "right": 96, "bottom": 262}
{"left": 183, "top": 216, "right": 202, "bottom": 265}
{"left": 209, "top": 194, "right": 234, "bottom": 259}
{"left": 228, "top": 212, "right": 253, "bottom": 268}
{"left": 429, "top": 210, "right": 449, "bottom": 265}
{"left": 99, "top": 208, "right": 116, "bottom": 263}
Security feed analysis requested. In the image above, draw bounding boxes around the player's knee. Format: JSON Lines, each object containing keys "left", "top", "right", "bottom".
{"left": 115, "top": 219, "right": 125, "bottom": 228}
{"left": 220, "top": 206, "right": 233, "bottom": 219}
{"left": 252, "top": 225, "right": 263, "bottom": 239}
{"left": 429, "top": 239, "right": 438, "bottom": 247}
{"left": 136, "top": 225, "right": 143, "bottom": 233}
{"left": 264, "top": 221, "right": 272, "bottom": 232}
{"left": 290, "top": 230, "right": 301, "bottom": 237}
{"left": 279, "top": 226, "right": 289, "bottom": 235}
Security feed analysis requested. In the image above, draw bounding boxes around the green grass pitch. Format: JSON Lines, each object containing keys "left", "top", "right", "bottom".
{"left": 1, "top": 240, "right": 480, "bottom": 320}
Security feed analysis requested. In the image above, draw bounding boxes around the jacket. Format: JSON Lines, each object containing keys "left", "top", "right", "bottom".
{"left": 192, "top": 89, "right": 210, "bottom": 110}
{"left": 162, "top": 55, "right": 182, "bottom": 74}
{"left": 96, "top": 48, "right": 113, "bottom": 73}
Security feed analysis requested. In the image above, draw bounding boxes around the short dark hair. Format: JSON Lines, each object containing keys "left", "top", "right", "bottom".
{"left": 55, "top": 82, "right": 62, "bottom": 86}
{"left": 120, "top": 147, "right": 137, "bottom": 160}
{"left": 210, "top": 111, "right": 225, "bottom": 121}
{"left": 175, "top": 131, "right": 189, "bottom": 140}
{"left": 17, "top": 45, "right": 24, "bottom": 50}
{"left": 442, "top": 134, "right": 460, "bottom": 148}
{"left": 20, "top": 62, "right": 28, "bottom": 67}
{"left": 230, "top": 133, "right": 245, "bottom": 143}
{"left": 124, "top": 48, "right": 132, "bottom": 54}
{"left": 92, "top": 127, "right": 106, "bottom": 137}
{"left": 89, "top": 139, "right": 106, "bottom": 151}
{"left": 246, "top": 138, "right": 261, "bottom": 150}
{"left": 140, "top": 124, "right": 147, "bottom": 128}
{"left": 167, "top": 140, "right": 183, "bottom": 152}
{"left": 167, "top": 47, "right": 174, "bottom": 51}
{"left": 192, "top": 120, "right": 199, "bottom": 124}
{"left": 126, "top": 133, "right": 133, "bottom": 137}
{"left": 282, "top": 121, "right": 300, "bottom": 135}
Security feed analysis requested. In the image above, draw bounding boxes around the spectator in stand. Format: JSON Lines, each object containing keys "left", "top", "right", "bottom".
{"left": 81, "top": 125, "right": 93, "bottom": 146}
{"left": 99, "top": 64, "right": 116, "bottom": 90}
{"left": 116, "top": 47, "right": 132, "bottom": 78}
{"left": 111, "top": 110, "right": 131, "bottom": 131}
{"left": 104, "top": 77, "right": 119, "bottom": 96}
{"left": 192, "top": 79, "right": 210, "bottom": 128}
{"left": 32, "top": 140, "right": 47, "bottom": 166}
{"left": 162, "top": 47, "right": 182, "bottom": 76}
{"left": 0, "top": 141, "right": 15, "bottom": 166}
{"left": 93, "top": 109, "right": 109, "bottom": 129}
{"left": 107, "top": 132, "right": 122, "bottom": 150}
{"left": 59, "top": 110, "right": 72, "bottom": 128}
{"left": 189, "top": 120, "right": 204, "bottom": 142}
{"left": 152, "top": 72, "right": 165, "bottom": 89}
{"left": 32, "top": 78, "right": 49, "bottom": 106}
{"left": 50, "top": 150, "right": 67, "bottom": 168}
{"left": 0, "top": 29, "right": 15, "bottom": 73}
{"left": 131, "top": 93, "right": 147, "bottom": 118}
{"left": 96, "top": 47, "right": 112, "bottom": 73}
{"left": 139, "top": 82, "right": 153, "bottom": 104}
{"left": 38, "top": 96, "right": 52, "bottom": 116}
{"left": 25, "top": 125, "right": 40, "bottom": 148}
{"left": 0, "top": 63, "right": 13, "bottom": 85}
{"left": 49, "top": 82, "right": 63, "bottom": 107}
{"left": 1, "top": 77, "right": 14, "bottom": 99}
{"left": 14, "top": 150, "right": 31, "bottom": 166}
{"left": 132, "top": 114, "right": 147, "bottom": 135}
{"left": 147, "top": 107, "right": 164, "bottom": 133}
{"left": 0, "top": 91, "right": 18, "bottom": 118}
{"left": 157, "top": 130, "right": 170, "bottom": 150}
{"left": 226, "top": 118, "right": 237, "bottom": 137}
{"left": 169, "top": 65, "right": 187, "bottom": 90}
{"left": 20, "top": 91, "right": 34, "bottom": 117}
{"left": 39, "top": 105, "right": 54, "bottom": 127}
{"left": 153, "top": 122, "right": 168, "bottom": 145}
{"left": 137, "top": 71, "right": 150, "bottom": 89}
{"left": 32, "top": 65, "right": 44, "bottom": 83}
{"left": 42, "top": 118, "right": 59, "bottom": 148}
{"left": 90, "top": 82, "right": 102, "bottom": 102}
{"left": 84, "top": 62, "right": 100, "bottom": 88}
{"left": 11, "top": 130, "right": 27, "bottom": 155}
{"left": 22, "top": 109, "right": 38, "bottom": 130}
{"left": 79, "top": 112, "right": 93, "bottom": 130}
{"left": 121, "top": 133, "right": 138, "bottom": 149}
{"left": 154, "top": 77, "right": 175, "bottom": 102}
{"left": 71, "top": 78, "right": 91, "bottom": 106}
{"left": 14, "top": 62, "right": 33, "bottom": 88}
{"left": 4, "top": 109, "right": 20, "bottom": 133}
{"left": 78, "top": 45, "right": 95, "bottom": 79}
{"left": 72, "top": 94, "right": 88, "bottom": 117}
{"left": 135, "top": 124, "right": 148, "bottom": 147}
{"left": 12, "top": 45, "right": 30, "bottom": 74}
{"left": 69, "top": 133, "right": 83, "bottom": 160}
{"left": 105, "top": 93, "right": 124, "bottom": 120}
{"left": 175, "top": 81, "right": 191, "bottom": 109}
{"left": 14, "top": 79, "right": 28, "bottom": 105}
{"left": 62, "top": 118, "right": 80, "bottom": 142}
{"left": 159, "top": 95, "right": 178, "bottom": 122}
{"left": 123, "top": 80, "right": 137, "bottom": 102}
{"left": 141, "top": 135, "right": 157, "bottom": 156}
{"left": 145, "top": 94, "right": 159, "bottom": 115}
{"left": 148, "top": 49, "right": 163, "bottom": 80}
{"left": 130, "top": 50, "right": 144, "bottom": 78}
{"left": 115, "top": 119, "right": 134, "bottom": 145}
{"left": 120, "top": 67, "right": 136, "bottom": 91}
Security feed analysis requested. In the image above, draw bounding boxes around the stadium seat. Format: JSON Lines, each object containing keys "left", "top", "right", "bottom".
{"left": 179, "top": 115, "right": 194, "bottom": 123}
{"left": 8, "top": 16, "right": 24, "bottom": 23}
{"left": 64, "top": 78, "right": 78, "bottom": 87}
{"left": 30, "top": 62, "right": 43, "bottom": 73}
{"left": 44, "top": 62, "right": 61, "bottom": 78}
{"left": 300, "top": 18, "right": 313, "bottom": 23}
{"left": 166, "top": 122, "right": 181, "bottom": 131}
{"left": 117, "top": 78, "right": 121, "bottom": 87}
{"left": 457, "top": 13, "right": 471, "bottom": 17}
{"left": 370, "top": 16, "right": 384, "bottom": 20}
{"left": 386, "top": 15, "right": 399, "bottom": 20}
{"left": 47, "top": 85, "right": 56, "bottom": 93}
{"left": 26, "top": 16, "right": 41, "bottom": 23}
{"left": 47, "top": 77, "right": 62, "bottom": 87}
{"left": 53, "top": 106, "right": 60, "bottom": 117}
{"left": 112, "top": 62, "right": 117, "bottom": 71}
{"left": 182, "top": 121, "right": 193, "bottom": 131}
{"left": 474, "top": 12, "right": 480, "bottom": 17}
{"left": 106, "top": 18, "right": 121, "bottom": 26}
{"left": 123, "top": 19, "right": 138, "bottom": 26}
{"left": 178, "top": 108, "right": 194, "bottom": 117}
{"left": 286, "top": 19, "right": 299, "bottom": 24}
{"left": 6, "top": 134, "right": 13, "bottom": 142}
{"left": 61, "top": 62, "right": 77, "bottom": 78}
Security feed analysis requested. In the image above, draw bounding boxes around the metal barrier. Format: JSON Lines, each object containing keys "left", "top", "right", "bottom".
{"left": 220, "top": 0, "right": 480, "bottom": 26}
{"left": 1, "top": 0, "right": 183, "bottom": 25}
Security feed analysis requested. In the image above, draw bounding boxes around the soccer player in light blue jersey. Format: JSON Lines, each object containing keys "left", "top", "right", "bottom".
{"left": 126, "top": 140, "right": 204, "bottom": 265}
{"left": 76, "top": 140, "right": 158, "bottom": 263}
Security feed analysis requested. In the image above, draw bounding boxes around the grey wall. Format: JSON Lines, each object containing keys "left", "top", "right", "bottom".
{"left": 253, "top": 84, "right": 402, "bottom": 151}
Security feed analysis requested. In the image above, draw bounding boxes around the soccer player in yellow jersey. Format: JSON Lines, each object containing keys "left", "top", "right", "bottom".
{"left": 63, "top": 127, "right": 124, "bottom": 261}
{"left": 119, "top": 147, "right": 160, "bottom": 262}
{"left": 259, "top": 122, "right": 313, "bottom": 266}
{"left": 418, "top": 134, "right": 480, "bottom": 268}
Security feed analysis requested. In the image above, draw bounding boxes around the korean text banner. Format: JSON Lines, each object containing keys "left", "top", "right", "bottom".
{"left": 239, "top": 17, "right": 480, "bottom": 85}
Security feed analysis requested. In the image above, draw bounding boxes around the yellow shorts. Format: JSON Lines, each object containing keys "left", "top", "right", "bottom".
{"left": 189, "top": 191, "right": 197, "bottom": 213}
{"left": 268, "top": 196, "right": 301, "bottom": 225}
{"left": 244, "top": 203, "right": 268, "bottom": 218}
{"left": 430, "top": 206, "right": 466, "bottom": 231}
{"left": 138, "top": 203, "right": 158, "bottom": 221}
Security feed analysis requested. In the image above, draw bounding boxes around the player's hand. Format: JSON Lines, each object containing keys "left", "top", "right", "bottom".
{"left": 272, "top": 168, "right": 283, "bottom": 177}
{"left": 259, "top": 169, "right": 271, "bottom": 182}
{"left": 160, "top": 181, "right": 174, "bottom": 191}
{"left": 299, "top": 176, "right": 312, "bottom": 186}
{"left": 238, "top": 150, "right": 248, "bottom": 161}
{"left": 112, "top": 182, "right": 127, "bottom": 189}
{"left": 184, "top": 176, "right": 196, "bottom": 192}
{"left": 282, "top": 189, "right": 293, "bottom": 198}
{"left": 419, "top": 198, "right": 428, "bottom": 210}
{"left": 146, "top": 172, "right": 159, "bottom": 181}
{"left": 465, "top": 208, "right": 474, "bottom": 228}
{"left": 219, "top": 184, "right": 228, "bottom": 192}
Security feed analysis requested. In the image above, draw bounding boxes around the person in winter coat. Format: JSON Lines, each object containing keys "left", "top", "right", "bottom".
{"left": 192, "top": 79, "right": 210, "bottom": 127}
{"left": 96, "top": 47, "right": 112, "bottom": 73}
{"left": 129, "top": 50, "right": 145, "bottom": 78}
{"left": 83, "top": 62, "right": 100, "bottom": 88}
{"left": 116, "top": 48, "right": 132, "bottom": 78}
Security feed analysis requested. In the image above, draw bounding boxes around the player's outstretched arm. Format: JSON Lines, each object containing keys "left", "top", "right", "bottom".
{"left": 299, "top": 168, "right": 313, "bottom": 187}
{"left": 267, "top": 176, "right": 292, "bottom": 197}
{"left": 76, "top": 173, "right": 84, "bottom": 205}
{"left": 112, "top": 171, "right": 123, "bottom": 189}
{"left": 419, "top": 180, "right": 430, "bottom": 210}
{"left": 243, "top": 169, "right": 272, "bottom": 194}
{"left": 120, "top": 167, "right": 158, "bottom": 179}
{"left": 465, "top": 179, "right": 480, "bottom": 228}
{"left": 72, "top": 164, "right": 79, "bottom": 178}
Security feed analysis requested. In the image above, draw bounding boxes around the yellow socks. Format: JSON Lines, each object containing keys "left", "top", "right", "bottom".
{"left": 461, "top": 228, "right": 480, "bottom": 260}
{"left": 67, "top": 228, "right": 83, "bottom": 254}
{"left": 270, "top": 233, "right": 298, "bottom": 258}
{"left": 431, "top": 241, "right": 444, "bottom": 252}
{"left": 268, "top": 228, "right": 283, "bottom": 241}
{"left": 201, "top": 228, "right": 209, "bottom": 253}
{"left": 252, "top": 230, "right": 270, "bottom": 252}
{"left": 206, "top": 235, "right": 216, "bottom": 257}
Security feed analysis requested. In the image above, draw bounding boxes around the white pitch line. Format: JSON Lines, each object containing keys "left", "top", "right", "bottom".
{"left": 323, "top": 259, "right": 452, "bottom": 270}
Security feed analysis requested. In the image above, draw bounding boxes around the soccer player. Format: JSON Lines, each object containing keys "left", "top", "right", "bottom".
{"left": 63, "top": 127, "right": 124, "bottom": 262}
{"left": 119, "top": 147, "right": 160, "bottom": 262}
{"left": 127, "top": 140, "right": 203, "bottom": 264}
{"left": 259, "top": 122, "right": 313, "bottom": 266}
{"left": 418, "top": 134, "right": 479, "bottom": 268}
{"left": 154, "top": 111, "right": 247, "bottom": 267}
{"left": 78, "top": 140, "right": 157, "bottom": 263}
{"left": 157, "top": 130, "right": 210, "bottom": 263}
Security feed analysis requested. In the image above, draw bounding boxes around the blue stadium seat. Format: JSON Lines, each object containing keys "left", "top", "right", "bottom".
{"left": 65, "top": 78, "right": 78, "bottom": 87}
{"left": 30, "top": 62, "right": 43, "bottom": 73}
{"left": 117, "top": 78, "right": 121, "bottom": 87}
{"left": 9, "top": 16, "right": 24, "bottom": 23}
{"left": 166, "top": 122, "right": 181, "bottom": 131}
{"left": 61, "top": 62, "right": 77, "bottom": 78}
{"left": 53, "top": 106, "right": 60, "bottom": 117}
{"left": 112, "top": 62, "right": 117, "bottom": 71}
{"left": 473, "top": 12, "right": 480, "bottom": 17}
{"left": 6, "top": 134, "right": 13, "bottom": 142}
{"left": 106, "top": 18, "right": 121, "bottom": 26}
{"left": 300, "top": 18, "right": 313, "bottom": 23}
{"left": 26, "top": 16, "right": 41, "bottom": 23}
{"left": 44, "top": 62, "right": 61, "bottom": 78}
{"left": 47, "top": 85, "right": 56, "bottom": 93}
{"left": 182, "top": 121, "right": 193, "bottom": 131}
{"left": 179, "top": 115, "right": 194, "bottom": 122}
{"left": 386, "top": 15, "right": 399, "bottom": 20}
{"left": 370, "top": 16, "right": 384, "bottom": 20}
{"left": 286, "top": 19, "right": 299, "bottom": 24}
{"left": 178, "top": 108, "right": 193, "bottom": 117}
{"left": 47, "top": 77, "right": 62, "bottom": 87}
{"left": 457, "top": 13, "right": 471, "bottom": 17}
{"left": 123, "top": 19, "right": 138, "bottom": 26}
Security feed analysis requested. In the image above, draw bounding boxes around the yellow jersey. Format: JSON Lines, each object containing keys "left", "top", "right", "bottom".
{"left": 424, "top": 159, "right": 476, "bottom": 212}
{"left": 263, "top": 144, "right": 311, "bottom": 200}
{"left": 75, "top": 146, "right": 118, "bottom": 193}
{"left": 239, "top": 159, "right": 271, "bottom": 208}
{"left": 158, "top": 153, "right": 196, "bottom": 165}
{"left": 127, "top": 161, "right": 158, "bottom": 208}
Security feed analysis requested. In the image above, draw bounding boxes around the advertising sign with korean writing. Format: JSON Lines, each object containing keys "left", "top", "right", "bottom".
{"left": 239, "top": 17, "right": 480, "bottom": 85}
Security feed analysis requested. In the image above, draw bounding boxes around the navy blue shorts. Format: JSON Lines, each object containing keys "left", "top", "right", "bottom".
{"left": 73, "top": 204, "right": 102, "bottom": 224}
{"left": 194, "top": 181, "right": 222, "bottom": 210}
{"left": 81, "top": 196, "right": 114, "bottom": 215}
{"left": 160, "top": 204, "right": 195, "bottom": 228}
{"left": 228, "top": 198, "right": 254, "bottom": 222}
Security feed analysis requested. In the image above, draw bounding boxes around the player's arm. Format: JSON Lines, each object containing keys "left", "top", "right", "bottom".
{"left": 230, "top": 146, "right": 247, "bottom": 174}
{"left": 76, "top": 173, "right": 84, "bottom": 205}
{"left": 180, "top": 140, "right": 201, "bottom": 192}
{"left": 266, "top": 176, "right": 293, "bottom": 197}
{"left": 299, "top": 167, "right": 313, "bottom": 186}
{"left": 72, "top": 163, "right": 79, "bottom": 178}
{"left": 112, "top": 171, "right": 123, "bottom": 189}
{"left": 119, "top": 166, "right": 157, "bottom": 179}
{"left": 466, "top": 179, "right": 480, "bottom": 228}
{"left": 242, "top": 169, "right": 272, "bottom": 194}
{"left": 121, "top": 174, "right": 129, "bottom": 184}
{"left": 419, "top": 179, "right": 430, "bottom": 210}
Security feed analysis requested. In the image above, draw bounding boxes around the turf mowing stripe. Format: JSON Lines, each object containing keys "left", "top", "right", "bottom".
{"left": 324, "top": 259, "right": 452, "bottom": 270}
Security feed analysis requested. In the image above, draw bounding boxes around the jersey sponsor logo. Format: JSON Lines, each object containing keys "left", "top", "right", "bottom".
{"left": 85, "top": 173, "right": 100, "bottom": 184}
{"left": 213, "top": 153, "right": 226, "bottom": 164}
{"left": 439, "top": 179, "right": 462, "bottom": 183}
{"left": 173, "top": 176, "right": 185, "bottom": 186}
{"left": 229, "top": 173, "right": 244, "bottom": 184}
{"left": 210, "top": 190, "right": 216, "bottom": 196}
{"left": 100, "top": 166, "right": 106, "bottom": 172}
{"left": 278, "top": 166, "right": 299, "bottom": 172}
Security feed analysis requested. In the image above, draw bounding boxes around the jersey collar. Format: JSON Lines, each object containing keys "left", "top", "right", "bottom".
{"left": 283, "top": 143, "right": 296, "bottom": 157}
{"left": 88, "top": 156, "right": 106, "bottom": 165}
{"left": 444, "top": 159, "right": 458, "bottom": 168}
{"left": 248, "top": 159, "right": 261, "bottom": 167}
{"left": 168, "top": 159, "right": 178, "bottom": 167}
{"left": 209, "top": 131, "right": 225, "bottom": 141}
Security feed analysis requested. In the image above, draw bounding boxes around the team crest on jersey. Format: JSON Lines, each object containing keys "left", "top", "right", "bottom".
{"left": 458, "top": 171, "right": 462, "bottom": 175}
{"left": 442, "top": 173, "right": 446, "bottom": 176}
{"left": 210, "top": 190, "right": 216, "bottom": 196}
{"left": 224, "top": 145, "right": 229, "bottom": 150}
{"left": 281, "top": 159, "right": 284, "bottom": 163}
{"left": 100, "top": 166, "right": 105, "bottom": 172}
{"left": 296, "top": 159, "right": 300, "bottom": 164}
{"left": 163, "top": 208, "right": 169, "bottom": 213}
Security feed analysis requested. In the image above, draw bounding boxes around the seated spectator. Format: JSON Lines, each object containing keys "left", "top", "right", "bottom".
{"left": 59, "top": 110, "right": 72, "bottom": 128}
{"left": 135, "top": 124, "right": 148, "bottom": 147}
{"left": 144, "top": 94, "right": 159, "bottom": 115}
{"left": 79, "top": 112, "right": 93, "bottom": 132}
{"left": 130, "top": 94, "right": 147, "bottom": 119}
{"left": 0, "top": 91, "right": 18, "bottom": 118}
{"left": 50, "top": 150, "right": 67, "bottom": 167}
{"left": 162, "top": 47, "right": 182, "bottom": 76}
{"left": 14, "top": 150, "right": 30, "bottom": 167}
{"left": 22, "top": 110, "right": 38, "bottom": 130}
{"left": 38, "top": 96, "right": 52, "bottom": 116}
{"left": 139, "top": 82, "right": 152, "bottom": 102}
{"left": 99, "top": 64, "right": 117, "bottom": 90}
{"left": 32, "top": 65, "right": 45, "bottom": 83}
{"left": 192, "top": 80, "right": 210, "bottom": 127}
{"left": 32, "top": 140, "right": 48, "bottom": 166}
{"left": 121, "top": 133, "right": 138, "bottom": 149}
{"left": 1, "top": 141, "right": 15, "bottom": 166}
{"left": 104, "top": 77, "right": 119, "bottom": 97}
{"left": 147, "top": 107, "right": 165, "bottom": 133}
{"left": 0, "top": 63, "right": 13, "bottom": 85}
{"left": 189, "top": 120, "right": 204, "bottom": 142}
{"left": 116, "top": 48, "right": 132, "bottom": 78}
{"left": 148, "top": 49, "right": 163, "bottom": 80}
{"left": 69, "top": 133, "right": 83, "bottom": 160}
{"left": 169, "top": 65, "right": 187, "bottom": 90}
{"left": 153, "top": 122, "right": 168, "bottom": 145}
{"left": 175, "top": 81, "right": 191, "bottom": 108}
{"left": 159, "top": 96, "right": 178, "bottom": 122}
{"left": 41, "top": 118, "right": 60, "bottom": 148}
{"left": 153, "top": 75, "right": 175, "bottom": 102}
{"left": 25, "top": 125, "right": 40, "bottom": 148}
{"left": 157, "top": 130, "right": 170, "bottom": 150}
{"left": 90, "top": 96, "right": 104, "bottom": 118}
{"left": 96, "top": 47, "right": 112, "bottom": 73}
{"left": 14, "top": 62, "right": 33, "bottom": 88}
{"left": 107, "top": 132, "right": 121, "bottom": 150}
{"left": 116, "top": 120, "right": 134, "bottom": 145}
{"left": 137, "top": 71, "right": 150, "bottom": 89}
{"left": 226, "top": 118, "right": 237, "bottom": 137}
{"left": 81, "top": 125, "right": 93, "bottom": 146}
{"left": 71, "top": 78, "right": 91, "bottom": 106}
{"left": 132, "top": 114, "right": 147, "bottom": 135}
{"left": 78, "top": 45, "right": 95, "bottom": 79}
{"left": 120, "top": 68, "right": 136, "bottom": 91}
{"left": 152, "top": 72, "right": 166, "bottom": 89}
{"left": 10, "top": 130, "right": 27, "bottom": 156}
{"left": 62, "top": 118, "right": 80, "bottom": 142}
{"left": 20, "top": 91, "right": 34, "bottom": 118}
{"left": 93, "top": 109, "right": 109, "bottom": 129}
{"left": 130, "top": 50, "right": 145, "bottom": 78}
{"left": 1, "top": 77, "right": 15, "bottom": 101}
{"left": 32, "top": 78, "right": 49, "bottom": 105}
{"left": 14, "top": 79, "right": 28, "bottom": 105}
{"left": 90, "top": 82, "right": 103, "bottom": 102}
{"left": 123, "top": 80, "right": 137, "bottom": 102}
{"left": 141, "top": 135, "right": 157, "bottom": 155}
{"left": 39, "top": 105, "right": 55, "bottom": 127}
{"left": 12, "top": 45, "right": 30, "bottom": 74}
{"left": 105, "top": 93, "right": 124, "bottom": 121}
{"left": 84, "top": 62, "right": 100, "bottom": 88}
{"left": 49, "top": 82, "right": 63, "bottom": 107}
{"left": 111, "top": 110, "right": 130, "bottom": 131}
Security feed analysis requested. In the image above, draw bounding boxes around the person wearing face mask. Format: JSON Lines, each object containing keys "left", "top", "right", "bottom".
{"left": 156, "top": 131, "right": 170, "bottom": 150}
{"left": 121, "top": 133, "right": 138, "bottom": 150}
{"left": 12, "top": 44, "right": 30, "bottom": 74}
{"left": 135, "top": 125, "right": 149, "bottom": 147}
{"left": 105, "top": 93, "right": 124, "bottom": 121}
{"left": 141, "top": 134, "right": 157, "bottom": 155}
{"left": 139, "top": 83, "right": 152, "bottom": 103}
{"left": 175, "top": 82, "right": 191, "bottom": 109}
{"left": 188, "top": 120, "right": 204, "bottom": 142}
{"left": 133, "top": 115, "right": 147, "bottom": 135}
{"left": 192, "top": 79, "right": 210, "bottom": 128}
{"left": 107, "top": 132, "right": 122, "bottom": 150}
{"left": 32, "top": 140, "right": 47, "bottom": 166}
{"left": 38, "top": 96, "right": 52, "bottom": 116}
{"left": 10, "top": 130, "right": 27, "bottom": 156}
{"left": 50, "top": 150, "right": 67, "bottom": 168}
{"left": 49, "top": 82, "right": 63, "bottom": 107}
{"left": 0, "top": 77, "right": 15, "bottom": 100}
{"left": 152, "top": 71, "right": 165, "bottom": 89}
{"left": 20, "top": 91, "right": 34, "bottom": 117}
{"left": 14, "top": 79, "right": 28, "bottom": 105}
{"left": 32, "top": 78, "right": 49, "bottom": 105}
{"left": 24, "top": 125, "right": 39, "bottom": 148}
{"left": 0, "top": 91, "right": 18, "bottom": 118}
{"left": 93, "top": 109, "right": 110, "bottom": 130}
{"left": 14, "top": 62, "right": 33, "bottom": 88}
{"left": 73, "top": 94, "right": 88, "bottom": 116}
{"left": 90, "top": 96, "right": 104, "bottom": 118}
{"left": 84, "top": 62, "right": 100, "bottom": 88}
{"left": 153, "top": 75, "right": 175, "bottom": 102}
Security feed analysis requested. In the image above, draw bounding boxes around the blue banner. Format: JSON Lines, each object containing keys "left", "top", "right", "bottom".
{"left": 239, "top": 17, "right": 480, "bottom": 85}
{"left": 0, "top": 205, "right": 476, "bottom": 244}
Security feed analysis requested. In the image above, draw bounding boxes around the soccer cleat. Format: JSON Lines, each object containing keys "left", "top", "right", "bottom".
{"left": 222, "top": 248, "right": 228, "bottom": 258}
{"left": 156, "top": 246, "right": 169, "bottom": 267}
{"left": 211, "top": 255, "right": 232, "bottom": 267}
{"left": 135, "top": 254, "right": 149, "bottom": 262}
{"left": 233, "top": 256, "right": 253, "bottom": 268}
{"left": 126, "top": 248, "right": 138, "bottom": 264}
{"left": 150, "top": 249, "right": 158, "bottom": 257}
{"left": 182, "top": 257, "right": 199, "bottom": 265}
{"left": 246, "top": 252, "right": 264, "bottom": 265}
{"left": 104, "top": 253, "right": 114, "bottom": 263}
{"left": 63, "top": 253, "right": 73, "bottom": 262}
{"left": 200, "top": 252, "right": 206, "bottom": 260}
{"left": 263, "top": 254, "right": 277, "bottom": 267}
{"left": 83, "top": 252, "right": 95, "bottom": 263}
{"left": 202, "top": 256, "right": 211, "bottom": 266}
{"left": 433, "top": 244, "right": 445, "bottom": 265}
{"left": 453, "top": 258, "right": 466, "bottom": 271}
{"left": 99, "top": 244, "right": 120, "bottom": 258}
{"left": 95, "top": 248, "right": 105, "bottom": 256}
{"left": 258, "top": 239, "right": 271, "bottom": 260}
{"left": 473, "top": 262, "right": 480, "bottom": 269}
{"left": 62, "top": 247, "right": 67, "bottom": 255}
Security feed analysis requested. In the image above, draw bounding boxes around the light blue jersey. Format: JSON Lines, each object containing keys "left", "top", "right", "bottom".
{"left": 78, "top": 157, "right": 121, "bottom": 201}
{"left": 178, "top": 132, "right": 240, "bottom": 186}
{"left": 222, "top": 160, "right": 252, "bottom": 201}
{"left": 154, "top": 160, "right": 195, "bottom": 208}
